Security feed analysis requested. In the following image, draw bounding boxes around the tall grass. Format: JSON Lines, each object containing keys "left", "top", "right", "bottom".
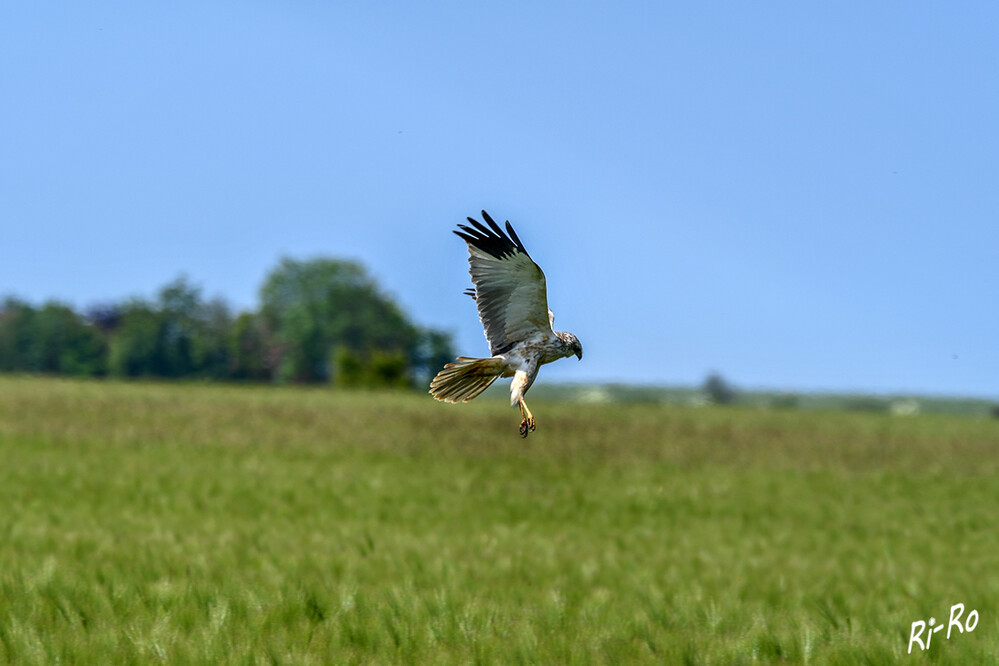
{"left": 0, "top": 376, "right": 996, "bottom": 663}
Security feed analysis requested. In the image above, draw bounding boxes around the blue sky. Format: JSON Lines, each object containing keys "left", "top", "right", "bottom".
{"left": 2, "top": 2, "right": 997, "bottom": 397}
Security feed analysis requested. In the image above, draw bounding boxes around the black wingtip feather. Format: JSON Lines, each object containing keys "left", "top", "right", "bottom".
{"left": 504, "top": 221, "right": 525, "bottom": 253}
{"left": 454, "top": 211, "right": 531, "bottom": 261}
{"left": 480, "top": 210, "right": 505, "bottom": 238}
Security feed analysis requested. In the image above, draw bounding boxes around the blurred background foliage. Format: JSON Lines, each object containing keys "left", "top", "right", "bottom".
{"left": 2, "top": 260, "right": 996, "bottom": 415}
{"left": 0, "top": 258, "right": 455, "bottom": 389}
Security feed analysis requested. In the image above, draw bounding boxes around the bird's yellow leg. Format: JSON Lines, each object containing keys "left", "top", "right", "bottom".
{"left": 518, "top": 397, "right": 536, "bottom": 438}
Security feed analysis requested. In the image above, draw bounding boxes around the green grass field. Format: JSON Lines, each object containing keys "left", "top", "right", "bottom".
{"left": 1, "top": 376, "right": 997, "bottom": 664}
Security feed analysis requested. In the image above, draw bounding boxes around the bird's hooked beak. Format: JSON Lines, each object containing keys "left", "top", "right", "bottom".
{"left": 575, "top": 345, "right": 583, "bottom": 361}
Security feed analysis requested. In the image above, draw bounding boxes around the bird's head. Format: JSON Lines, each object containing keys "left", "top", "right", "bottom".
{"left": 561, "top": 332, "right": 583, "bottom": 360}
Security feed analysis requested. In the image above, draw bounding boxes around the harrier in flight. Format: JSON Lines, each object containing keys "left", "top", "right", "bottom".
{"left": 429, "top": 211, "right": 582, "bottom": 437}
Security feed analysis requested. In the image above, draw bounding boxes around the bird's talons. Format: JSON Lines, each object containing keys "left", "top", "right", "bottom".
{"left": 519, "top": 417, "right": 536, "bottom": 438}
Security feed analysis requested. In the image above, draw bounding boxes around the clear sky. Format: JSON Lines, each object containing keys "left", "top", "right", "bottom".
{"left": 2, "top": 2, "right": 997, "bottom": 397}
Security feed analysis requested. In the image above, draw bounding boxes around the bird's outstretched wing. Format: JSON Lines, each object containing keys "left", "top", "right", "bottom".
{"left": 454, "top": 211, "right": 551, "bottom": 355}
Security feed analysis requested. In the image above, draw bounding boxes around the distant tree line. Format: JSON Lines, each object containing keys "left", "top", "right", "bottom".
{"left": 0, "top": 258, "right": 455, "bottom": 388}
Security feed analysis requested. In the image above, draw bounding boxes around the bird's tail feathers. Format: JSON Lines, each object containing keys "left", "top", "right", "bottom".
{"left": 429, "top": 356, "right": 504, "bottom": 403}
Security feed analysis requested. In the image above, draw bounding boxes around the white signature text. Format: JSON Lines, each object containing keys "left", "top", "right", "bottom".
{"left": 908, "top": 603, "right": 978, "bottom": 654}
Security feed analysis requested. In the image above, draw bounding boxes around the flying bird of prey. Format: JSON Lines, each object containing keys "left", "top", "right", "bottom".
{"left": 429, "top": 211, "right": 582, "bottom": 437}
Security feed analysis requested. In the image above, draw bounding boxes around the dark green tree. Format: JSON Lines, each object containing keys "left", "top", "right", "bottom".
{"left": 34, "top": 302, "right": 106, "bottom": 375}
{"left": 227, "top": 313, "right": 271, "bottom": 381}
{"left": 105, "top": 278, "right": 235, "bottom": 379}
{"left": 0, "top": 299, "right": 105, "bottom": 375}
{"left": 107, "top": 300, "right": 161, "bottom": 377}
{"left": 192, "top": 297, "right": 233, "bottom": 379}
{"left": 259, "top": 257, "right": 451, "bottom": 386}
{"left": 412, "top": 328, "right": 456, "bottom": 388}
{"left": 155, "top": 278, "right": 202, "bottom": 377}
{"left": 0, "top": 298, "right": 37, "bottom": 372}
{"left": 703, "top": 372, "right": 737, "bottom": 405}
